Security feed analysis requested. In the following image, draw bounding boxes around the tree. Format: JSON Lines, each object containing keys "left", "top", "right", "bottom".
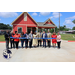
{"left": 72, "top": 19, "right": 75, "bottom": 24}
{"left": 60, "top": 25, "right": 70, "bottom": 31}
{"left": 0, "top": 23, "right": 12, "bottom": 30}
{"left": 63, "top": 25, "right": 66, "bottom": 28}
{"left": 72, "top": 26, "right": 75, "bottom": 30}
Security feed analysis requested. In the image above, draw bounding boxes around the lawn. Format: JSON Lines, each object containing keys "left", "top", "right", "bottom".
{"left": 0, "top": 34, "right": 75, "bottom": 41}
{"left": 61, "top": 34, "right": 75, "bottom": 41}
{"left": 0, "top": 35, "right": 5, "bottom": 41}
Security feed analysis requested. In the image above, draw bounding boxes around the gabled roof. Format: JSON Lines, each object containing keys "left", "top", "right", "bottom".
{"left": 11, "top": 12, "right": 38, "bottom": 25}
{"left": 44, "top": 18, "right": 55, "bottom": 25}
{"left": 37, "top": 18, "right": 57, "bottom": 27}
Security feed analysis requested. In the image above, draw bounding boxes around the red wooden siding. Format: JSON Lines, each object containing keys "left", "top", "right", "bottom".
{"left": 13, "top": 14, "right": 37, "bottom": 25}
{"left": 13, "top": 25, "right": 26, "bottom": 34}
{"left": 45, "top": 21, "right": 53, "bottom": 24}
{"left": 13, "top": 13, "right": 38, "bottom": 33}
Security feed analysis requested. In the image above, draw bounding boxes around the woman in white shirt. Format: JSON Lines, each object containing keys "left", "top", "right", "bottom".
{"left": 57, "top": 32, "right": 61, "bottom": 49}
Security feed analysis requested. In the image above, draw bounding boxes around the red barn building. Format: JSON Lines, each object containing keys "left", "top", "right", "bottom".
{"left": 11, "top": 12, "right": 57, "bottom": 34}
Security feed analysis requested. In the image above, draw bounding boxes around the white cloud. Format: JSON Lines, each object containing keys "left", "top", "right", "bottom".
{"left": 66, "top": 15, "right": 75, "bottom": 20}
{"left": 50, "top": 16, "right": 53, "bottom": 19}
{"left": 0, "top": 19, "right": 1, "bottom": 21}
{"left": 50, "top": 12, "right": 62, "bottom": 19}
{"left": 32, "top": 12, "right": 37, "bottom": 16}
{"left": 0, "top": 12, "right": 18, "bottom": 18}
{"left": 63, "top": 19, "right": 75, "bottom": 28}
{"left": 64, "top": 20, "right": 74, "bottom": 25}
{"left": 40, "top": 12, "right": 50, "bottom": 16}
{"left": 63, "top": 15, "right": 75, "bottom": 29}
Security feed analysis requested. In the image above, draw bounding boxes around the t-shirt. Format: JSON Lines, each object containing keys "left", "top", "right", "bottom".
{"left": 57, "top": 35, "right": 61, "bottom": 42}
{"left": 13, "top": 34, "right": 20, "bottom": 42}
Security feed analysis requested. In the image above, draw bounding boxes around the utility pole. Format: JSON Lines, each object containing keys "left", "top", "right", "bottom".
{"left": 59, "top": 12, "right": 60, "bottom": 32}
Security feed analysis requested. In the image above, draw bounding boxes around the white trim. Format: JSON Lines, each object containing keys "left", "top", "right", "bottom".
{"left": 13, "top": 24, "right": 37, "bottom": 27}
{"left": 44, "top": 18, "right": 55, "bottom": 25}
{"left": 13, "top": 24, "right": 37, "bottom": 25}
{"left": 17, "top": 27, "right": 23, "bottom": 33}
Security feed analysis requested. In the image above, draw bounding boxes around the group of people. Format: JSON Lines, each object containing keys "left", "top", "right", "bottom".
{"left": 4, "top": 30, "right": 61, "bottom": 50}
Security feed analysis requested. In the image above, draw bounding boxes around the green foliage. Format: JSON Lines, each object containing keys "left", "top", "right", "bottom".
{"left": 0, "top": 23, "right": 12, "bottom": 30}
{"left": 72, "top": 26, "right": 75, "bottom": 30}
{"left": 72, "top": 19, "right": 75, "bottom": 24}
{"left": 60, "top": 25, "right": 70, "bottom": 31}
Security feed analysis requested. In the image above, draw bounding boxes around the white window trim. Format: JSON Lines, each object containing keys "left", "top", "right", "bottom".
{"left": 17, "top": 27, "right": 23, "bottom": 34}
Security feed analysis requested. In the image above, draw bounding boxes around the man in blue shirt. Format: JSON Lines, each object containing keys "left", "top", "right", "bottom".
{"left": 42, "top": 31, "right": 47, "bottom": 48}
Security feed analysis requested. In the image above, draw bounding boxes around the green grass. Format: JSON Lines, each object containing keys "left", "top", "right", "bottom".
{"left": 61, "top": 34, "right": 75, "bottom": 41}
{"left": 0, "top": 35, "right": 5, "bottom": 41}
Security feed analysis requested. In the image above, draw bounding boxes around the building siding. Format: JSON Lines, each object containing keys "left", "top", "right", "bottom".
{"left": 13, "top": 14, "right": 37, "bottom": 25}
{"left": 13, "top": 25, "right": 26, "bottom": 34}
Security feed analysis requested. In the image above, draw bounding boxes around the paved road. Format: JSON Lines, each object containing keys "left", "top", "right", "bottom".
{"left": 0, "top": 40, "right": 75, "bottom": 62}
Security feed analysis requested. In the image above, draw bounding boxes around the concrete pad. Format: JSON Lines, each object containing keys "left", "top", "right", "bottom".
{"left": 0, "top": 40, "right": 75, "bottom": 62}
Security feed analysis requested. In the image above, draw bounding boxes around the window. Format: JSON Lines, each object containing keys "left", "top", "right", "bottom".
{"left": 18, "top": 27, "right": 22, "bottom": 33}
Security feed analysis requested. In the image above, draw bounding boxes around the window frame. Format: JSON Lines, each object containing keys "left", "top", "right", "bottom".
{"left": 17, "top": 27, "right": 22, "bottom": 34}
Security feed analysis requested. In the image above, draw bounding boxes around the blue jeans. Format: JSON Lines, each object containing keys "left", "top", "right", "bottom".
{"left": 43, "top": 39, "right": 46, "bottom": 47}
{"left": 21, "top": 40, "right": 24, "bottom": 48}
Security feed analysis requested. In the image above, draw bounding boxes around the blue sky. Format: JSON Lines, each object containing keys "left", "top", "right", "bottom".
{"left": 0, "top": 12, "right": 75, "bottom": 29}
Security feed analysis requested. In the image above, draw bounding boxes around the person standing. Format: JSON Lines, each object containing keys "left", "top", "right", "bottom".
{"left": 20, "top": 32, "right": 24, "bottom": 48}
{"left": 4, "top": 31, "right": 10, "bottom": 50}
{"left": 37, "top": 31, "right": 42, "bottom": 47}
{"left": 24, "top": 32, "right": 29, "bottom": 49}
{"left": 33, "top": 32, "right": 38, "bottom": 47}
{"left": 10, "top": 31, "right": 15, "bottom": 49}
{"left": 29, "top": 31, "right": 33, "bottom": 48}
{"left": 42, "top": 31, "right": 47, "bottom": 48}
{"left": 51, "top": 32, "right": 57, "bottom": 48}
{"left": 13, "top": 31, "right": 20, "bottom": 49}
{"left": 47, "top": 30, "right": 51, "bottom": 48}
{"left": 57, "top": 32, "right": 61, "bottom": 49}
